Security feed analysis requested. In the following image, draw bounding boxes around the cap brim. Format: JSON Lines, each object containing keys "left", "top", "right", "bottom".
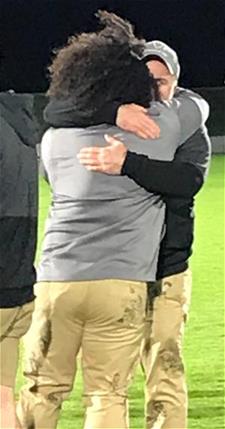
{"left": 144, "top": 50, "right": 175, "bottom": 75}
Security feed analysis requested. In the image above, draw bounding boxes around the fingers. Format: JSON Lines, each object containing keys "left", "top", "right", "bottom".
{"left": 85, "top": 165, "right": 105, "bottom": 172}
{"left": 134, "top": 130, "right": 151, "bottom": 139}
{"left": 78, "top": 152, "right": 109, "bottom": 173}
{"left": 77, "top": 149, "right": 104, "bottom": 166}
{"left": 78, "top": 147, "right": 102, "bottom": 156}
{"left": 125, "top": 116, "right": 160, "bottom": 139}
{"left": 141, "top": 116, "right": 160, "bottom": 135}
{"left": 77, "top": 154, "right": 99, "bottom": 162}
{"left": 130, "top": 104, "right": 148, "bottom": 113}
{"left": 78, "top": 157, "right": 100, "bottom": 166}
{"left": 77, "top": 139, "right": 125, "bottom": 175}
{"left": 131, "top": 115, "right": 160, "bottom": 139}
{"left": 129, "top": 105, "right": 160, "bottom": 131}
{"left": 116, "top": 103, "right": 161, "bottom": 139}
{"left": 77, "top": 146, "right": 105, "bottom": 168}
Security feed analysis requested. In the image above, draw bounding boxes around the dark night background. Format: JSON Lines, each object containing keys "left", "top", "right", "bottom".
{"left": 1, "top": 0, "right": 225, "bottom": 92}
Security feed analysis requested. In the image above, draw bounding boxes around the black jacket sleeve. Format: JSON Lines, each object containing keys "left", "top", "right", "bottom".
{"left": 121, "top": 127, "right": 211, "bottom": 198}
{"left": 122, "top": 152, "right": 203, "bottom": 198}
{"left": 44, "top": 98, "right": 120, "bottom": 127}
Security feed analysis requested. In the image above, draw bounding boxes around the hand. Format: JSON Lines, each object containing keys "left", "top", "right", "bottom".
{"left": 116, "top": 103, "right": 160, "bottom": 139}
{"left": 77, "top": 134, "right": 128, "bottom": 175}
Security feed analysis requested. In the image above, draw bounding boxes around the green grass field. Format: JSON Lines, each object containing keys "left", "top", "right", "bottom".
{"left": 16, "top": 155, "right": 225, "bottom": 428}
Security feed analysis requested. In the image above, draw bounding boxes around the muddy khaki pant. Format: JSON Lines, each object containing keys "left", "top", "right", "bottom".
{"left": 17, "top": 280, "right": 147, "bottom": 429}
{"left": 0, "top": 301, "right": 34, "bottom": 388}
{"left": 141, "top": 270, "right": 192, "bottom": 429}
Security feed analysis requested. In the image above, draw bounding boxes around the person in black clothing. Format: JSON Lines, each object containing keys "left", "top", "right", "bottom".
{"left": 0, "top": 91, "right": 38, "bottom": 429}
{"left": 44, "top": 41, "right": 211, "bottom": 429}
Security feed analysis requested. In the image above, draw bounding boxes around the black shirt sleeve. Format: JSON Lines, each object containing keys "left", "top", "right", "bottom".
{"left": 121, "top": 152, "right": 203, "bottom": 198}
{"left": 121, "top": 126, "right": 211, "bottom": 198}
{"left": 44, "top": 98, "right": 120, "bottom": 127}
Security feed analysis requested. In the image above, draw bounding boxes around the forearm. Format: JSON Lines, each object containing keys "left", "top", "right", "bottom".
{"left": 121, "top": 151, "right": 203, "bottom": 198}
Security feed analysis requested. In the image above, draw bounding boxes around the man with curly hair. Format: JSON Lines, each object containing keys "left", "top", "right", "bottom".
{"left": 17, "top": 12, "right": 208, "bottom": 429}
{"left": 72, "top": 41, "right": 211, "bottom": 429}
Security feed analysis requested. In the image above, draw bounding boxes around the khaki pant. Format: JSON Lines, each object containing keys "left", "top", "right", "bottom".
{"left": 141, "top": 270, "right": 192, "bottom": 429}
{"left": 0, "top": 301, "right": 34, "bottom": 387}
{"left": 17, "top": 280, "right": 147, "bottom": 429}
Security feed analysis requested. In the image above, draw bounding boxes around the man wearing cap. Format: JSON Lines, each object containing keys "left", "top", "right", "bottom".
{"left": 71, "top": 42, "right": 211, "bottom": 428}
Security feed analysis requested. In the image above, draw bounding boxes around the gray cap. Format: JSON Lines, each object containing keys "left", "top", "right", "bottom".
{"left": 143, "top": 40, "right": 180, "bottom": 79}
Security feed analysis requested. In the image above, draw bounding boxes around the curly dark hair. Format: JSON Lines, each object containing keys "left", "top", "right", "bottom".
{"left": 47, "top": 11, "right": 158, "bottom": 113}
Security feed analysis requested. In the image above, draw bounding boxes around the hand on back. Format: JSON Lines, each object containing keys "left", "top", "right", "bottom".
{"left": 116, "top": 103, "right": 160, "bottom": 139}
